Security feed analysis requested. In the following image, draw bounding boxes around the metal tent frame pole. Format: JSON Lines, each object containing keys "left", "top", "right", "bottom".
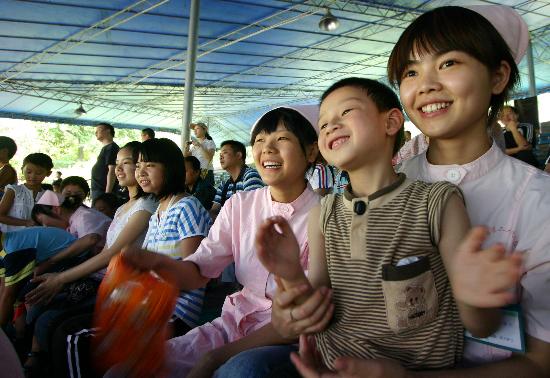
{"left": 526, "top": 39, "right": 536, "bottom": 97}
{"left": 181, "top": 0, "right": 200, "bottom": 149}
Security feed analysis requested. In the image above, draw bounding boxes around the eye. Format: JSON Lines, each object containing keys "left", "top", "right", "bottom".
{"left": 254, "top": 137, "right": 264, "bottom": 144}
{"left": 342, "top": 109, "right": 352, "bottom": 117}
{"left": 319, "top": 123, "right": 328, "bottom": 130}
{"left": 277, "top": 136, "right": 289, "bottom": 141}
{"left": 440, "top": 59, "right": 456, "bottom": 69}
{"left": 402, "top": 69, "right": 417, "bottom": 78}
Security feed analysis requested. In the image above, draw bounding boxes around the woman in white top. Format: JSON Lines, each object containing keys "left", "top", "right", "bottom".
{"left": 184, "top": 122, "right": 216, "bottom": 185}
{"left": 26, "top": 141, "right": 157, "bottom": 305}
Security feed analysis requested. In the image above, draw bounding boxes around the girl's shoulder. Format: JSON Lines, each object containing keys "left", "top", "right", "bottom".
{"left": 203, "top": 139, "right": 216, "bottom": 149}
{"left": 5, "top": 183, "right": 27, "bottom": 194}
{"left": 172, "top": 195, "right": 208, "bottom": 214}
{"left": 134, "top": 196, "right": 159, "bottom": 214}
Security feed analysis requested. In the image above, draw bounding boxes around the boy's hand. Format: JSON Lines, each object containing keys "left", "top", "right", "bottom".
{"left": 291, "top": 335, "right": 408, "bottom": 378}
{"left": 256, "top": 216, "right": 303, "bottom": 283}
{"left": 272, "top": 277, "right": 334, "bottom": 339}
{"left": 450, "top": 226, "right": 522, "bottom": 308}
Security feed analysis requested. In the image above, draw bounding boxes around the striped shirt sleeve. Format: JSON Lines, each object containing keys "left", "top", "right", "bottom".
{"left": 175, "top": 197, "right": 212, "bottom": 238}
{"left": 242, "top": 167, "right": 264, "bottom": 191}
{"left": 213, "top": 183, "right": 224, "bottom": 205}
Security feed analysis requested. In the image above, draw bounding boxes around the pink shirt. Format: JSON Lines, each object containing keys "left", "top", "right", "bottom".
{"left": 68, "top": 206, "right": 111, "bottom": 249}
{"left": 186, "top": 186, "right": 320, "bottom": 335}
{"left": 401, "top": 142, "right": 550, "bottom": 362}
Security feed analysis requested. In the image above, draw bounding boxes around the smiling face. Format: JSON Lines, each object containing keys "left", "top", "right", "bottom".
{"left": 115, "top": 147, "right": 137, "bottom": 188}
{"left": 399, "top": 50, "right": 501, "bottom": 141}
{"left": 22, "top": 163, "right": 50, "bottom": 189}
{"left": 252, "top": 122, "right": 315, "bottom": 191}
{"left": 318, "top": 86, "right": 391, "bottom": 172}
{"left": 135, "top": 154, "right": 165, "bottom": 195}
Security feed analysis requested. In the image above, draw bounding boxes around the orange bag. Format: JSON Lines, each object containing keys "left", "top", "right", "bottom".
{"left": 92, "top": 254, "right": 177, "bottom": 377}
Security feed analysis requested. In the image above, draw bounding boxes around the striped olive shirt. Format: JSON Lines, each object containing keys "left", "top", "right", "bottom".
{"left": 316, "top": 175, "right": 464, "bottom": 369}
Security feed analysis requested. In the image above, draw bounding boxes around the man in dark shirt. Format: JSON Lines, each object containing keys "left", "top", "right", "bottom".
{"left": 184, "top": 156, "right": 215, "bottom": 210}
{"left": 500, "top": 106, "right": 540, "bottom": 167}
{"left": 91, "top": 123, "right": 119, "bottom": 202}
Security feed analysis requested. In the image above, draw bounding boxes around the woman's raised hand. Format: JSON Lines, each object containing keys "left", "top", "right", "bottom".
{"left": 255, "top": 216, "right": 303, "bottom": 282}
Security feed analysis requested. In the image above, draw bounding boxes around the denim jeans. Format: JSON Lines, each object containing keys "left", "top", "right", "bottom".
{"left": 214, "top": 344, "right": 299, "bottom": 378}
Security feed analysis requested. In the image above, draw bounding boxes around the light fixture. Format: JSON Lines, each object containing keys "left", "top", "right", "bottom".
{"left": 74, "top": 103, "right": 87, "bottom": 116}
{"left": 319, "top": 7, "right": 340, "bottom": 32}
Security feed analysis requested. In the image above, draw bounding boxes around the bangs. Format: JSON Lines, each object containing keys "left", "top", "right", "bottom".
{"left": 139, "top": 139, "right": 165, "bottom": 164}
{"left": 250, "top": 107, "right": 317, "bottom": 151}
{"left": 388, "top": 6, "right": 513, "bottom": 86}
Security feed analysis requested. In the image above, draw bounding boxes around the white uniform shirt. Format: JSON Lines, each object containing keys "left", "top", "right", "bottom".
{"left": 400, "top": 142, "right": 550, "bottom": 363}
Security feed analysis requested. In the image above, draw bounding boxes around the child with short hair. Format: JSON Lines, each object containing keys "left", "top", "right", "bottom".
{"left": 257, "top": 78, "right": 521, "bottom": 371}
{"left": 0, "top": 153, "right": 53, "bottom": 232}
{"left": 0, "top": 136, "right": 18, "bottom": 195}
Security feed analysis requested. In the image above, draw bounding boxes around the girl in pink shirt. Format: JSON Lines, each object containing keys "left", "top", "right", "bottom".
{"left": 117, "top": 106, "right": 320, "bottom": 377}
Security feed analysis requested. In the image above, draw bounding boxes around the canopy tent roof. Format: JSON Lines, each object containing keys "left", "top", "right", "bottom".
{"left": 1, "top": 0, "right": 549, "bottom": 143}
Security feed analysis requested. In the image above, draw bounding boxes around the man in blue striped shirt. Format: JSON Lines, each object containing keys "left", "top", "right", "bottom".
{"left": 210, "top": 140, "right": 264, "bottom": 220}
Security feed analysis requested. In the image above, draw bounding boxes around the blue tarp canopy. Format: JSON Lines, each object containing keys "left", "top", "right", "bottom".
{"left": 0, "top": 0, "right": 549, "bottom": 142}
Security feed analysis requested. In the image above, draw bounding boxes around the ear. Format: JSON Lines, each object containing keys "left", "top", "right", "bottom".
{"left": 491, "top": 60, "right": 511, "bottom": 95}
{"left": 385, "top": 108, "right": 405, "bottom": 137}
{"left": 236, "top": 151, "right": 243, "bottom": 161}
{"left": 305, "top": 143, "right": 319, "bottom": 164}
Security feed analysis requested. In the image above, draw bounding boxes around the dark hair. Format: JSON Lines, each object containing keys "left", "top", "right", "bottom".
{"left": 387, "top": 6, "right": 519, "bottom": 126}
{"left": 120, "top": 141, "right": 145, "bottom": 199}
{"left": 60, "top": 176, "right": 90, "bottom": 199}
{"left": 41, "top": 183, "right": 53, "bottom": 191}
{"left": 139, "top": 138, "right": 186, "bottom": 200}
{"left": 321, "top": 77, "right": 405, "bottom": 155}
{"left": 94, "top": 192, "right": 120, "bottom": 214}
{"left": 220, "top": 140, "right": 246, "bottom": 162}
{"left": 22, "top": 153, "right": 53, "bottom": 171}
{"left": 142, "top": 128, "right": 155, "bottom": 139}
{"left": 62, "top": 194, "right": 84, "bottom": 211}
{"left": 30, "top": 194, "right": 83, "bottom": 224}
{"left": 502, "top": 105, "right": 519, "bottom": 116}
{"left": 0, "top": 136, "right": 17, "bottom": 159}
{"left": 250, "top": 108, "right": 318, "bottom": 157}
{"left": 31, "top": 204, "right": 56, "bottom": 225}
{"left": 97, "top": 122, "right": 115, "bottom": 137}
{"left": 184, "top": 156, "right": 201, "bottom": 172}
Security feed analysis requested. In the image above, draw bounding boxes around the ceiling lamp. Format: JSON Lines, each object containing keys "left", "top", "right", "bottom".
{"left": 74, "top": 103, "right": 87, "bottom": 116}
{"left": 319, "top": 7, "right": 340, "bottom": 32}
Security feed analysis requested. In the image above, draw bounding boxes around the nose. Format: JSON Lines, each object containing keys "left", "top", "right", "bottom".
{"left": 135, "top": 165, "right": 145, "bottom": 176}
{"left": 417, "top": 69, "right": 442, "bottom": 94}
{"left": 325, "top": 117, "right": 342, "bottom": 135}
{"left": 262, "top": 138, "right": 276, "bottom": 154}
